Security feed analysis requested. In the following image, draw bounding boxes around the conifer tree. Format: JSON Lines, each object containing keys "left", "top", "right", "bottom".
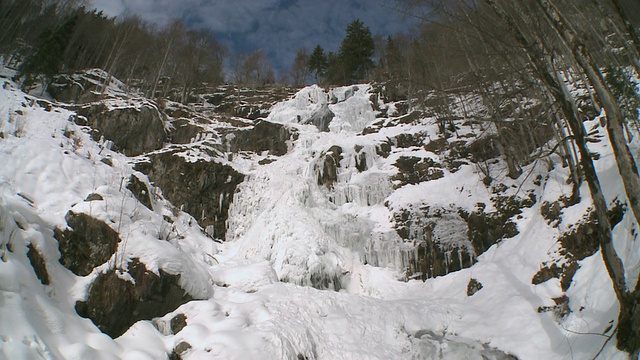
{"left": 335, "top": 19, "right": 375, "bottom": 84}
{"left": 308, "top": 45, "right": 328, "bottom": 82}
{"left": 17, "top": 13, "right": 78, "bottom": 91}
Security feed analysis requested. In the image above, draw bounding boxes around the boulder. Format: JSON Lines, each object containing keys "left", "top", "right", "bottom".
{"left": 27, "top": 244, "right": 50, "bottom": 285}
{"left": 76, "top": 258, "right": 192, "bottom": 338}
{"left": 55, "top": 211, "right": 120, "bottom": 276}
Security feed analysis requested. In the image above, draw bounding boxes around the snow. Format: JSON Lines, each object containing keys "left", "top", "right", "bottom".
{"left": 0, "top": 77, "right": 637, "bottom": 360}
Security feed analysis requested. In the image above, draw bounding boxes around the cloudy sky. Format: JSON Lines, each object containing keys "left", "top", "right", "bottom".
{"left": 89, "top": 0, "right": 416, "bottom": 75}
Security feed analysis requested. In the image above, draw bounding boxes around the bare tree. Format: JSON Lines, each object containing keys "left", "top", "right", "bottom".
{"left": 290, "top": 47, "right": 310, "bottom": 86}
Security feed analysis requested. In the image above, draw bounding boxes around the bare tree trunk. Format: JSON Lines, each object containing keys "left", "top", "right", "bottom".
{"left": 538, "top": 0, "right": 640, "bottom": 236}
{"left": 484, "top": 0, "right": 633, "bottom": 346}
{"left": 151, "top": 38, "right": 173, "bottom": 99}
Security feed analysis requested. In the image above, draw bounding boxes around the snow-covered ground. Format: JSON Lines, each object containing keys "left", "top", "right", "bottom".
{"left": 0, "top": 75, "right": 637, "bottom": 359}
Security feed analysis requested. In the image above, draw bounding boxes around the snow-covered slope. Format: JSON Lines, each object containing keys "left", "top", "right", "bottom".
{"left": 0, "top": 74, "right": 638, "bottom": 360}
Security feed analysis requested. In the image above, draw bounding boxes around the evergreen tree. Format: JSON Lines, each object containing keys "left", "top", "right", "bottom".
{"left": 308, "top": 44, "right": 328, "bottom": 82}
{"left": 335, "top": 19, "right": 375, "bottom": 85}
{"left": 17, "top": 13, "right": 78, "bottom": 91}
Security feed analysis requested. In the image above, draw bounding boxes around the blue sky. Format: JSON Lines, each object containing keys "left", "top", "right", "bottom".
{"left": 90, "top": 0, "right": 416, "bottom": 75}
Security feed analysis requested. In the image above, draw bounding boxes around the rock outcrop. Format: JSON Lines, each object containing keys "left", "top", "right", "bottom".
{"left": 229, "top": 120, "right": 297, "bottom": 156}
{"left": 393, "top": 206, "right": 475, "bottom": 279}
{"left": 27, "top": 244, "right": 50, "bottom": 285}
{"left": 392, "top": 156, "right": 444, "bottom": 187}
{"left": 393, "top": 190, "right": 536, "bottom": 280}
{"left": 127, "top": 173, "right": 153, "bottom": 210}
{"left": 55, "top": 211, "right": 120, "bottom": 276}
{"left": 136, "top": 152, "right": 244, "bottom": 239}
{"left": 75, "top": 258, "right": 192, "bottom": 338}
{"left": 75, "top": 101, "right": 167, "bottom": 156}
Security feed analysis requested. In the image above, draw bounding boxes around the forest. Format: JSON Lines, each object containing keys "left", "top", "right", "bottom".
{"left": 2, "top": 0, "right": 640, "bottom": 355}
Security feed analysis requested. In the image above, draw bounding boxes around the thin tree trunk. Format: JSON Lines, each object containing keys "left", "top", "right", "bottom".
{"left": 151, "top": 38, "right": 173, "bottom": 98}
{"left": 486, "top": 0, "right": 625, "bottom": 313}
{"left": 486, "top": 0, "right": 637, "bottom": 353}
{"left": 538, "top": 0, "right": 640, "bottom": 235}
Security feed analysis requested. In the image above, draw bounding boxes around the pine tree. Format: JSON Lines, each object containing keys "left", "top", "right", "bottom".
{"left": 308, "top": 45, "right": 327, "bottom": 82}
{"left": 17, "top": 13, "right": 78, "bottom": 91}
{"left": 335, "top": 19, "right": 375, "bottom": 84}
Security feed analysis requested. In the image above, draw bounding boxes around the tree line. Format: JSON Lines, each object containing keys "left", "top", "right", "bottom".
{"left": 0, "top": 0, "right": 381, "bottom": 95}
{"left": 1, "top": 0, "right": 231, "bottom": 100}
{"left": 291, "top": 19, "right": 376, "bottom": 86}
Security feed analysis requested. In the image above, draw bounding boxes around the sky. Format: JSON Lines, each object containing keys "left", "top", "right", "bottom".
{"left": 89, "top": 0, "right": 416, "bottom": 77}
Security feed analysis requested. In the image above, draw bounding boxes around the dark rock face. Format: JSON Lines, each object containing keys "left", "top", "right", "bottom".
{"left": 354, "top": 146, "right": 367, "bottom": 172}
{"left": 466, "top": 135, "right": 501, "bottom": 163}
{"left": 203, "top": 85, "right": 299, "bottom": 120}
{"left": 48, "top": 75, "right": 85, "bottom": 103}
{"left": 394, "top": 206, "right": 475, "bottom": 279}
{"left": 136, "top": 152, "right": 244, "bottom": 239}
{"left": 375, "top": 142, "right": 392, "bottom": 158}
{"left": 27, "top": 244, "right": 50, "bottom": 285}
{"left": 48, "top": 74, "right": 102, "bottom": 103}
{"left": 461, "top": 192, "right": 535, "bottom": 256}
{"left": 55, "top": 211, "right": 120, "bottom": 276}
{"left": 391, "top": 132, "right": 426, "bottom": 148}
{"left": 75, "top": 258, "right": 192, "bottom": 338}
{"left": 392, "top": 111, "right": 421, "bottom": 126}
{"left": 392, "top": 156, "right": 444, "bottom": 187}
{"left": 230, "top": 120, "right": 297, "bottom": 156}
{"left": 76, "top": 102, "right": 167, "bottom": 156}
{"left": 127, "top": 173, "right": 152, "bottom": 210}
{"left": 317, "top": 146, "right": 343, "bottom": 189}
{"left": 393, "top": 191, "right": 535, "bottom": 280}
{"left": 168, "top": 118, "right": 204, "bottom": 144}
{"left": 48, "top": 70, "right": 125, "bottom": 104}
{"left": 85, "top": 193, "right": 104, "bottom": 201}
{"left": 371, "top": 82, "right": 409, "bottom": 105}
{"left": 532, "top": 201, "right": 624, "bottom": 291}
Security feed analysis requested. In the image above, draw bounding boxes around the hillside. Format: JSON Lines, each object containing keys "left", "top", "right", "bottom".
{"left": 0, "top": 66, "right": 638, "bottom": 360}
